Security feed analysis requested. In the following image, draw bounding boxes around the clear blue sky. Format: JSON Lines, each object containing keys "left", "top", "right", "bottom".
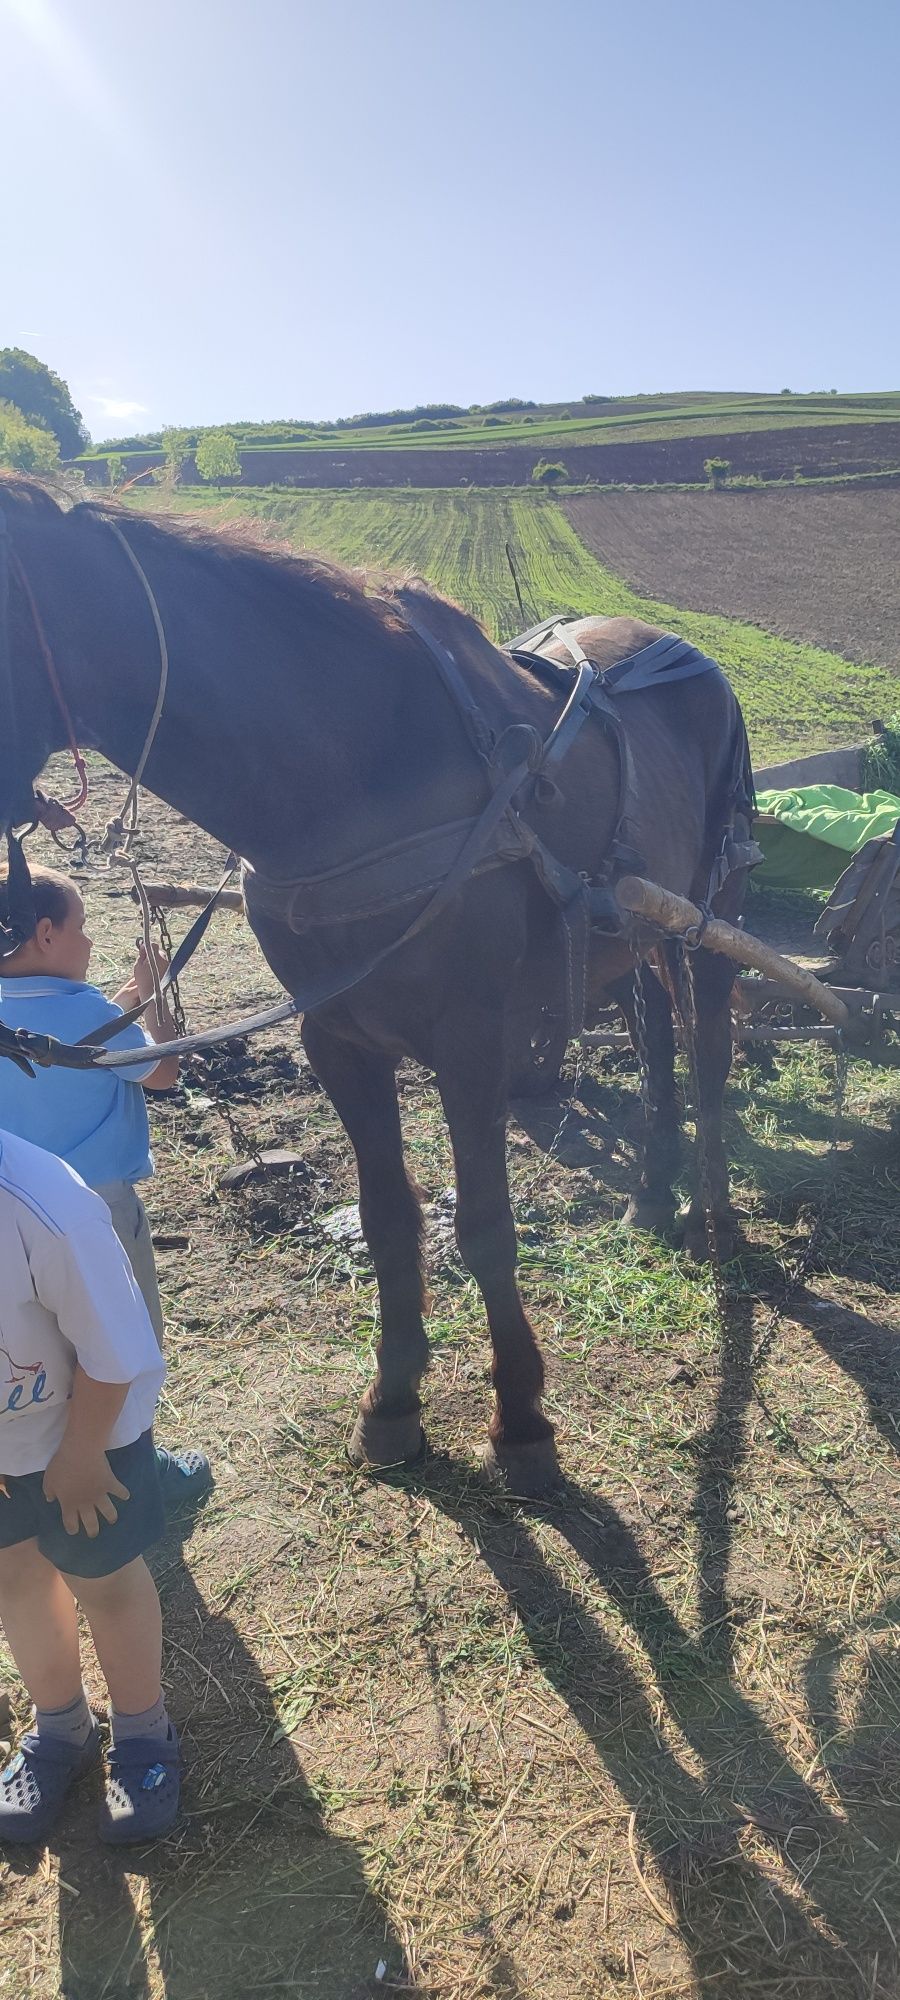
{"left": 3, "top": 0, "right": 898, "bottom": 440}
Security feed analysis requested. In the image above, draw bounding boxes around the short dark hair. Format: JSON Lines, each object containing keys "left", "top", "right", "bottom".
{"left": 0, "top": 866, "right": 73, "bottom": 938}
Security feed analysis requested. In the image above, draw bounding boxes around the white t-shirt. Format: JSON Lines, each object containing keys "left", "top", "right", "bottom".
{"left": 0, "top": 1128, "right": 166, "bottom": 1476}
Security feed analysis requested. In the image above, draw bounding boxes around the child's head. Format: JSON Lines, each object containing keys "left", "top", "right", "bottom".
{"left": 0, "top": 867, "right": 93, "bottom": 982}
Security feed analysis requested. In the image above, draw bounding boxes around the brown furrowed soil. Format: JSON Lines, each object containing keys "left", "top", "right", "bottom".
{"left": 2, "top": 768, "right": 900, "bottom": 2000}
{"left": 564, "top": 486, "right": 900, "bottom": 672}
{"left": 86, "top": 422, "right": 900, "bottom": 491}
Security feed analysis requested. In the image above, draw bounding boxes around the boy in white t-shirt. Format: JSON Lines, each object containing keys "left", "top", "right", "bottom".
{"left": 0, "top": 1127, "right": 179, "bottom": 1846}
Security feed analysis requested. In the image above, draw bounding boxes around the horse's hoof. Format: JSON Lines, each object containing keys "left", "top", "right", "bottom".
{"left": 480, "top": 1435, "right": 563, "bottom": 1499}
{"left": 623, "top": 1194, "right": 678, "bottom": 1237}
{"left": 348, "top": 1409, "right": 425, "bottom": 1470}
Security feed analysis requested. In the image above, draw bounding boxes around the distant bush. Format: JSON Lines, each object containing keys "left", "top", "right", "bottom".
{"left": 704, "top": 456, "right": 731, "bottom": 490}
{"left": 532, "top": 459, "right": 568, "bottom": 485}
{"left": 334, "top": 403, "right": 466, "bottom": 431}
{"left": 472, "top": 398, "right": 536, "bottom": 415}
{"left": 195, "top": 429, "right": 240, "bottom": 484}
{"left": 481, "top": 415, "right": 505, "bottom": 427}
{"left": 0, "top": 397, "right": 60, "bottom": 473}
{"left": 106, "top": 453, "right": 126, "bottom": 489}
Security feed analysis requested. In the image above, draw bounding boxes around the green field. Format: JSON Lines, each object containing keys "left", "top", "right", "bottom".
{"left": 82, "top": 390, "right": 900, "bottom": 463}
{"left": 125, "top": 485, "right": 897, "bottom": 762}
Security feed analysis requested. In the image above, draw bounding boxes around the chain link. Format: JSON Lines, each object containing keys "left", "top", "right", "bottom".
{"left": 676, "top": 937, "right": 851, "bottom": 1369}
{"left": 749, "top": 1037, "right": 849, "bottom": 1373}
{"left": 150, "top": 901, "right": 261, "bottom": 1170}
{"left": 678, "top": 943, "right": 732, "bottom": 1331}
{"left": 631, "top": 956, "right": 654, "bottom": 1126}
{"left": 150, "top": 903, "right": 187, "bottom": 1039}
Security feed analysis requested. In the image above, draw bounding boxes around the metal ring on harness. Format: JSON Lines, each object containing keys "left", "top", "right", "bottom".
{"left": 680, "top": 902, "right": 715, "bottom": 950}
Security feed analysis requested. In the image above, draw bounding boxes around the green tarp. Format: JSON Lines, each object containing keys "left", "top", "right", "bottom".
{"left": 754, "top": 785, "right": 900, "bottom": 890}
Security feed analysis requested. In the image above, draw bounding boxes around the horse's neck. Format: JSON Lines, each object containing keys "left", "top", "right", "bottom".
{"left": 78, "top": 552, "right": 485, "bottom": 875}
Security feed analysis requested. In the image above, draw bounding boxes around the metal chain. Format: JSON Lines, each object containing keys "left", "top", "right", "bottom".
{"left": 749, "top": 1037, "right": 849, "bottom": 1373}
{"left": 678, "top": 943, "right": 732, "bottom": 1331}
{"left": 150, "top": 903, "right": 187, "bottom": 1039}
{"left": 631, "top": 956, "right": 654, "bottom": 1126}
{"left": 677, "top": 933, "right": 851, "bottom": 1369}
{"left": 150, "top": 901, "right": 261, "bottom": 1170}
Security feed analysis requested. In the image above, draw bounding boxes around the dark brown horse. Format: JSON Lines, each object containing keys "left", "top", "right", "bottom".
{"left": 0, "top": 476, "right": 753, "bottom": 1493}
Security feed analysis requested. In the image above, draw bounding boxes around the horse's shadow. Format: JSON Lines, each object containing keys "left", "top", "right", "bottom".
{"left": 405, "top": 1439, "right": 900, "bottom": 1996}
{"left": 5, "top": 1507, "right": 412, "bottom": 2000}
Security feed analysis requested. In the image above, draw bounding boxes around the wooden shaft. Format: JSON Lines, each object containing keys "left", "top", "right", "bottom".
{"left": 130, "top": 880, "right": 244, "bottom": 912}
{"left": 615, "top": 875, "right": 851, "bottom": 1031}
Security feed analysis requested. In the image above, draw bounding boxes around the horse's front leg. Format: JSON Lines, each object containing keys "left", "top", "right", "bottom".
{"left": 434, "top": 1008, "right": 560, "bottom": 1496}
{"left": 301, "top": 1017, "right": 429, "bottom": 1467}
{"left": 612, "top": 962, "right": 682, "bottom": 1236}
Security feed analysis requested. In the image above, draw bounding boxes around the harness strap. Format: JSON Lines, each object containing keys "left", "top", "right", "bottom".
{"left": 5, "top": 744, "right": 542, "bottom": 1076}
{"left": 398, "top": 595, "right": 495, "bottom": 765}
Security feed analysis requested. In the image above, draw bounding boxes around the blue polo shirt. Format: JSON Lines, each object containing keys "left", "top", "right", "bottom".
{"left": 0, "top": 978, "right": 157, "bottom": 1188}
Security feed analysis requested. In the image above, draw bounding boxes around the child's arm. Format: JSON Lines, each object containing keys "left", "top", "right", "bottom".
{"left": 42, "top": 1365, "right": 131, "bottom": 1537}
{"left": 114, "top": 942, "right": 179, "bottom": 1092}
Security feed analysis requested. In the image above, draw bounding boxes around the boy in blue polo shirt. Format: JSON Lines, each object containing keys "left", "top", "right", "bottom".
{"left": 0, "top": 867, "right": 209, "bottom": 1511}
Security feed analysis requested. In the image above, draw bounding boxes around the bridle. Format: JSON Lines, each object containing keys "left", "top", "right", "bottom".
{"left": 0, "top": 503, "right": 174, "bottom": 984}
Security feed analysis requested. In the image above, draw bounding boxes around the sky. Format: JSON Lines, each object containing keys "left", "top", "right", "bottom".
{"left": 2, "top": 0, "right": 898, "bottom": 440}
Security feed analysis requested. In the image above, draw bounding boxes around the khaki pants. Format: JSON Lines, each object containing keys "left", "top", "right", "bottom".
{"left": 96, "top": 1179, "right": 165, "bottom": 1348}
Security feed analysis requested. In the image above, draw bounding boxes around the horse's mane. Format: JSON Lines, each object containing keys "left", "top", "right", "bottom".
{"left": 0, "top": 471, "right": 488, "bottom": 659}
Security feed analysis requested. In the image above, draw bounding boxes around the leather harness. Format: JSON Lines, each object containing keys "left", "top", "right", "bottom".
{"left": 0, "top": 515, "right": 756, "bottom": 1076}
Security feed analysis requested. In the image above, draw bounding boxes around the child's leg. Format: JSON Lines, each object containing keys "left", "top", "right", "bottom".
{"left": 64, "top": 1557, "right": 180, "bottom": 1845}
{"left": 0, "top": 1539, "right": 82, "bottom": 1710}
{"left": 95, "top": 1181, "right": 164, "bottom": 1346}
{"left": 63, "top": 1557, "right": 162, "bottom": 1715}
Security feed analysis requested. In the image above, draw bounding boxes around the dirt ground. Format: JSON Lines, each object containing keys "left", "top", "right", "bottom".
{"left": 2, "top": 766, "right": 900, "bottom": 2000}
{"left": 564, "top": 487, "right": 900, "bottom": 672}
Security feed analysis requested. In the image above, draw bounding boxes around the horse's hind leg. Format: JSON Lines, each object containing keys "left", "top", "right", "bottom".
{"left": 434, "top": 1007, "right": 560, "bottom": 1496}
{"left": 613, "top": 964, "right": 682, "bottom": 1236}
{"left": 301, "top": 1018, "right": 429, "bottom": 1467}
{"left": 678, "top": 948, "right": 738, "bottom": 1263}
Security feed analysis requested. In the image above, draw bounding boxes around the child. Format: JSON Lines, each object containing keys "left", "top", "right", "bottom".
{"left": 0, "top": 867, "right": 209, "bottom": 1508}
{"left": 0, "top": 1124, "right": 178, "bottom": 1844}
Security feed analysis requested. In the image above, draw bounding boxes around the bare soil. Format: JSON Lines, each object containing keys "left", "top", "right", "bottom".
{"left": 2, "top": 766, "right": 900, "bottom": 2000}
{"left": 87, "top": 423, "right": 900, "bottom": 492}
{"left": 564, "top": 486, "right": 900, "bottom": 672}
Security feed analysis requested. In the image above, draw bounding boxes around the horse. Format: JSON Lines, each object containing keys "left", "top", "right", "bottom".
{"left": 0, "top": 474, "right": 755, "bottom": 1494}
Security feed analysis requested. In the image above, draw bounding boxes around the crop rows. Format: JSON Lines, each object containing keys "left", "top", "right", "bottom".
{"left": 127, "top": 486, "right": 898, "bottom": 761}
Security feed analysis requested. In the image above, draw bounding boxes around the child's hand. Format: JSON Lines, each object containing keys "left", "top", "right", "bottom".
{"left": 133, "top": 940, "right": 169, "bottom": 1004}
{"left": 42, "top": 1442, "right": 130, "bottom": 1538}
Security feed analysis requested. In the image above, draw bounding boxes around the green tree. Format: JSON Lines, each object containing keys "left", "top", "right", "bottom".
{"left": 531, "top": 459, "right": 568, "bottom": 485}
{"left": 0, "top": 399, "right": 61, "bottom": 473}
{"left": 161, "top": 426, "right": 191, "bottom": 483}
{"left": 106, "top": 453, "right": 126, "bottom": 490}
{"left": 704, "top": 455, "right": 731, "bottom": 490}
{"left": 0, "top": 348, "right": 87, "bottom": 458}
{"left": 195, "top": 429, "right": 240, "bottom": 484}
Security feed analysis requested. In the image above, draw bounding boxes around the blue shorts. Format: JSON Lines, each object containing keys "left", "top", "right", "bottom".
{"left": 0, "top": 1430, "right": 164, "bottom": 1579}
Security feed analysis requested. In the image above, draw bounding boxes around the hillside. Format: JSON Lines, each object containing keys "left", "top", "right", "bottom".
{"left": 79, "top": 390, "right": 900, "bottom": 489}
{"left": 564, "top": 486, "right": 900, "bottom": 671}
{"left": 124, "top": 485, "right": 898, "bottom": 762}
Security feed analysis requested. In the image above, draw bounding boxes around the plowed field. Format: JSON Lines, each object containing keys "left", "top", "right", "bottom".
{"left": 564, "top": 486, "right": 900, "bottom": 672}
